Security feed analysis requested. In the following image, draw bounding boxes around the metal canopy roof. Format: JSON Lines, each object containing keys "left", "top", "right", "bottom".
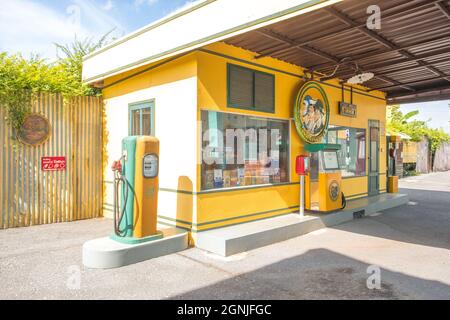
{"left": 224, "top": 0, "right": 450, "bottom": 105}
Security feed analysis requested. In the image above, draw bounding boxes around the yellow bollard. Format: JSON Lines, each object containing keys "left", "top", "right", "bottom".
{"left": 388, "top": 176, "right": 399, "bottom": 193}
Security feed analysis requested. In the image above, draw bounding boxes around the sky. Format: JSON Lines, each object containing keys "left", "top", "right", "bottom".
{"left": 400, "top": 101, "right": 450, "bottom": 133}
{"left": 0, "top": 0, "right": 449, "bottom": 132}
{"left": 0, "top": 0, "right": 194, "bottom": 59}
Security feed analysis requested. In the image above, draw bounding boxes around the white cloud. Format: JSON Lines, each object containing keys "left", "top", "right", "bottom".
{"left": 0, "top": 0, "right": 126, "bottom": 60}
{"left": 134, "top": 0, "right": 159, "bottom": 8}
{"left": 102, "top": 0, "right": 114, "bottom": 11}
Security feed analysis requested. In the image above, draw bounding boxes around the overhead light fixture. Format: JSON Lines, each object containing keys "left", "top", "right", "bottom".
{"left": 347, "top": 72, "right": 374, "bottom": 85}
{"left": 320, "top": 58, "right": 374, "bottom": 85}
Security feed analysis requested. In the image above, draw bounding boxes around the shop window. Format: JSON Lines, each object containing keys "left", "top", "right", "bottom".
{"left": 227, "top": 64, "right": 275, "bottom": 113}
{"left": 201, "top": 111, "right": 289, "bottom": 190}
{"left": 326, "top": 126, "right": 366, "bottom": 177}
{"left": 129, "top": 101, "right": 155, "bottom": 136}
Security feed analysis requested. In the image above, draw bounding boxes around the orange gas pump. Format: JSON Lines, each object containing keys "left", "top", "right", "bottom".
{"left": 111, "top": 136, "right": 162, "bottom": 244}
{"left": 304, "top": 144, "right": 346, "bottom": 213}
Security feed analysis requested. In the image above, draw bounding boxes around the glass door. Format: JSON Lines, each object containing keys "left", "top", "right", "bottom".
{"left": 368, "top": 120, "right": 380, "bottom": 196}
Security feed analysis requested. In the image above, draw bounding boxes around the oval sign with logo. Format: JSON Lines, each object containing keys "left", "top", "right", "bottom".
{"left": 18, "top": 113, "right": 51, "bottom": 146}
{"left": 329, "top": 180, "right": 340, "bottom": 202}
{"left": 294, "top": 81, "right": 330, "bottom": 144}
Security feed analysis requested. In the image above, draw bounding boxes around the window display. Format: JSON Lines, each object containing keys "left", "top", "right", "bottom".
{"left": 201, "top": 111, "right": 289, "bottom": 190}
{"left": 326, "top": 126, "right": 366, "bottom": 177}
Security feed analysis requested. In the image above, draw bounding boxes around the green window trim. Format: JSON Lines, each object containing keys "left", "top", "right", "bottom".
{"left": 227, "top": 63, "right": 275, "bottom": 113}
{"left": 128, "top": 100, "right": 155, "bottom": 136}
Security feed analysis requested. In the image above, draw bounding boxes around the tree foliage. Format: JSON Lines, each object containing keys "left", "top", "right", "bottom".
{"left": 387, "top": 105, "right": 450, "bottom": 153}
{"left": 0, "top": 34, "right": 111, "bottom": 141}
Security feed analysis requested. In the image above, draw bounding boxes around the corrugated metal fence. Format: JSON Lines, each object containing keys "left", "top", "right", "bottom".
{"left": 0, "top": 93, "right": 103, "bottom": 229}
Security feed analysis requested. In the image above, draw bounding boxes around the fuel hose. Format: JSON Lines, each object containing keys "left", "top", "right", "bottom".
{"left": 341, "top": 192, "right": 347, "bottom": 210}
{"left": 113, "top": 170, "right": 129, "bottom": 237}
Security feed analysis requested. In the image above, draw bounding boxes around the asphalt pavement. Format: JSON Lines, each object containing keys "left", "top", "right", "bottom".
{"left": 0, "top": 172, "right": 449, "bottom": 300}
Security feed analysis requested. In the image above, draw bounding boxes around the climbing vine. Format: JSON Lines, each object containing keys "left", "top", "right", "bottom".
{"left": 0, "top": 34, "right": 111, "bottom": 144}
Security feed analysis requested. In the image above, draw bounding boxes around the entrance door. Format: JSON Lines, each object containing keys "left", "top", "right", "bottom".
{"left": 308, "top": 152, "right": 320, "bottom": 211}
{"left": 368, "top": 120, "right": 380, "bottom": 196}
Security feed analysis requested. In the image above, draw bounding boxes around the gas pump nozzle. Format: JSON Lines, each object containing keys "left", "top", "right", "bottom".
{"left": 111, "top": 160, "right": 122, "bottom": 173}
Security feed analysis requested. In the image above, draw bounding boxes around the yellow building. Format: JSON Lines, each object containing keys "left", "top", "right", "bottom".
{"left": 83, "top": 0, "right": 397, "bottom": 244}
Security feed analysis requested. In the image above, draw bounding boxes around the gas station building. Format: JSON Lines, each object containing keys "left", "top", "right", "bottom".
{"left": 82, "top": 0, "right": 450, "bottom": 246}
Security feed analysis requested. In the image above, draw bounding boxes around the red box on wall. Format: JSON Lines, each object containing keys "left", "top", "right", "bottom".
{"left": 41, "top": 157, "right": 66, "bottom": 171}
{"left": 296, "top": 155, "right": 310, "bottom": 176}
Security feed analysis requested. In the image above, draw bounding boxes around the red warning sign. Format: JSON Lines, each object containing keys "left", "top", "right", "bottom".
{"left": 41, "top": 157, "right": 66, "bottom": 171}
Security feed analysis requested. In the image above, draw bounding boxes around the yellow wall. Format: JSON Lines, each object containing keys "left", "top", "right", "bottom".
{"left": 195, "top": 42, "right": 387, "bottom": 230}
{"left": 99, "top": 41, "right": 388, "bottom": 235}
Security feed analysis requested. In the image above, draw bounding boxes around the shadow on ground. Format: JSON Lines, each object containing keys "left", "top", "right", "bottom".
{"left": 170, "top": 248, "right": 450, "bottom": 300}
{"left": 332, "top": 188, "right": 450, "bottom": 250}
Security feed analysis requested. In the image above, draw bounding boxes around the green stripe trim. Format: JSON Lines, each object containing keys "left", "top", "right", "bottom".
{"left": 198, "top": 182, "right": 298, "bottom": 195}
{"left": 157, "top": 205, "right": 299, "bottom": 229}
{"left": 195, "top": 210, "right": 299, "bottom": 233}
{"left": 161, "top": 182, "right": 298, "bottom": 195}
{"left": 159, "top": 188, "right": 196, "bottom": 195}
{"left": 158, "top": 215, "right": 192, "bottom": 226}
{"left": 346, "top": 192, "right": 369, "bottom": 200}
{"left": 105, "top": 181, "right": 297, "bottom": 195}
{"left": 157, "top": 220, "right": 193, "bottom": 232}
{"left": 84, "top": 0, "right": 331, "bottom": 83}
{"left": 342, "top": 175, "right": 367, "bottom": 179}
{"left": 197, "top": 205, "right": 299, "bottom": 227}
{"left": 83, "top": 0, "right": 217, "bottom": 61}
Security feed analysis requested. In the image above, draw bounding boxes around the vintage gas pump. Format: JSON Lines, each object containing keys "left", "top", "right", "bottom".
{"left": 111, "top": 136, "right": 162, "bottom": 244}
{"left": 304, "top": 144, "right": 346, "bottom": 213}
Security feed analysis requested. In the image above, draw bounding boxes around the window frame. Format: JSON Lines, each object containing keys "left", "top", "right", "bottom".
{"left": 325, "top": 125, "right": 367, "bottom": 178}
{"left": 227, "top": 63, "right": 275, "bottom": 114}
{"left": 200, "top": 109, "right": 291, "bottom": 192}
{"left": 128, "top": 100, "right": 155, "bottom": 136}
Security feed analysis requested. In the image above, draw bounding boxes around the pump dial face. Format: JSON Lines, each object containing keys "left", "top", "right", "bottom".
{"left": 143, "top": 154, "right": 158, "bottom": 178}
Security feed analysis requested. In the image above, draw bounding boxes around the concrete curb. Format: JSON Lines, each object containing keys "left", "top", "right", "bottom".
{"left": 82, "top": 228, "right": 188, "bottom": 269}
{"left": 196, "top": 193, "right": 409, "bottom": 257}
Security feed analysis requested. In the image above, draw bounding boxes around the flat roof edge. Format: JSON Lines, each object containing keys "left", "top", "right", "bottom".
{"left": 83, "top": 0, "right": 340, "bottom": 84}
{"left": 83, "top": 0, "right": 215, "bottom": 62}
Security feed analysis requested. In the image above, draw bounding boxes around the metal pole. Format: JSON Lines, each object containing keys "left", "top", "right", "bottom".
{"left": 300, "top": 175, "right": 305, "bottom": 217}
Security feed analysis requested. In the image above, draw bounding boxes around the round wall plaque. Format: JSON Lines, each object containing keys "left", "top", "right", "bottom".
{"left": 18, "top": 113, "right": 51, "bottom": 146}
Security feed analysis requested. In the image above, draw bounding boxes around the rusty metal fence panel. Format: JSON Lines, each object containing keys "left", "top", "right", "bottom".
{"left": 0, "top": 93, "right": 103, "bottom": 229}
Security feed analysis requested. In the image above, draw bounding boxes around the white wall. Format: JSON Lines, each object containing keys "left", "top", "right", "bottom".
{"left": 103, "top": 76, "right": 198, "bottom": 221}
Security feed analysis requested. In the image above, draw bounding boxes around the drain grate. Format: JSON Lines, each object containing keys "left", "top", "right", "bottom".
{"left": 353, "top": 210, "right": 366, "bottom": 219}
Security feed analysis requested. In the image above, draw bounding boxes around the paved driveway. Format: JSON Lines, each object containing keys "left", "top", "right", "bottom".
{"left": 1, "top": 172, "right": 449, "bottom": 300}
